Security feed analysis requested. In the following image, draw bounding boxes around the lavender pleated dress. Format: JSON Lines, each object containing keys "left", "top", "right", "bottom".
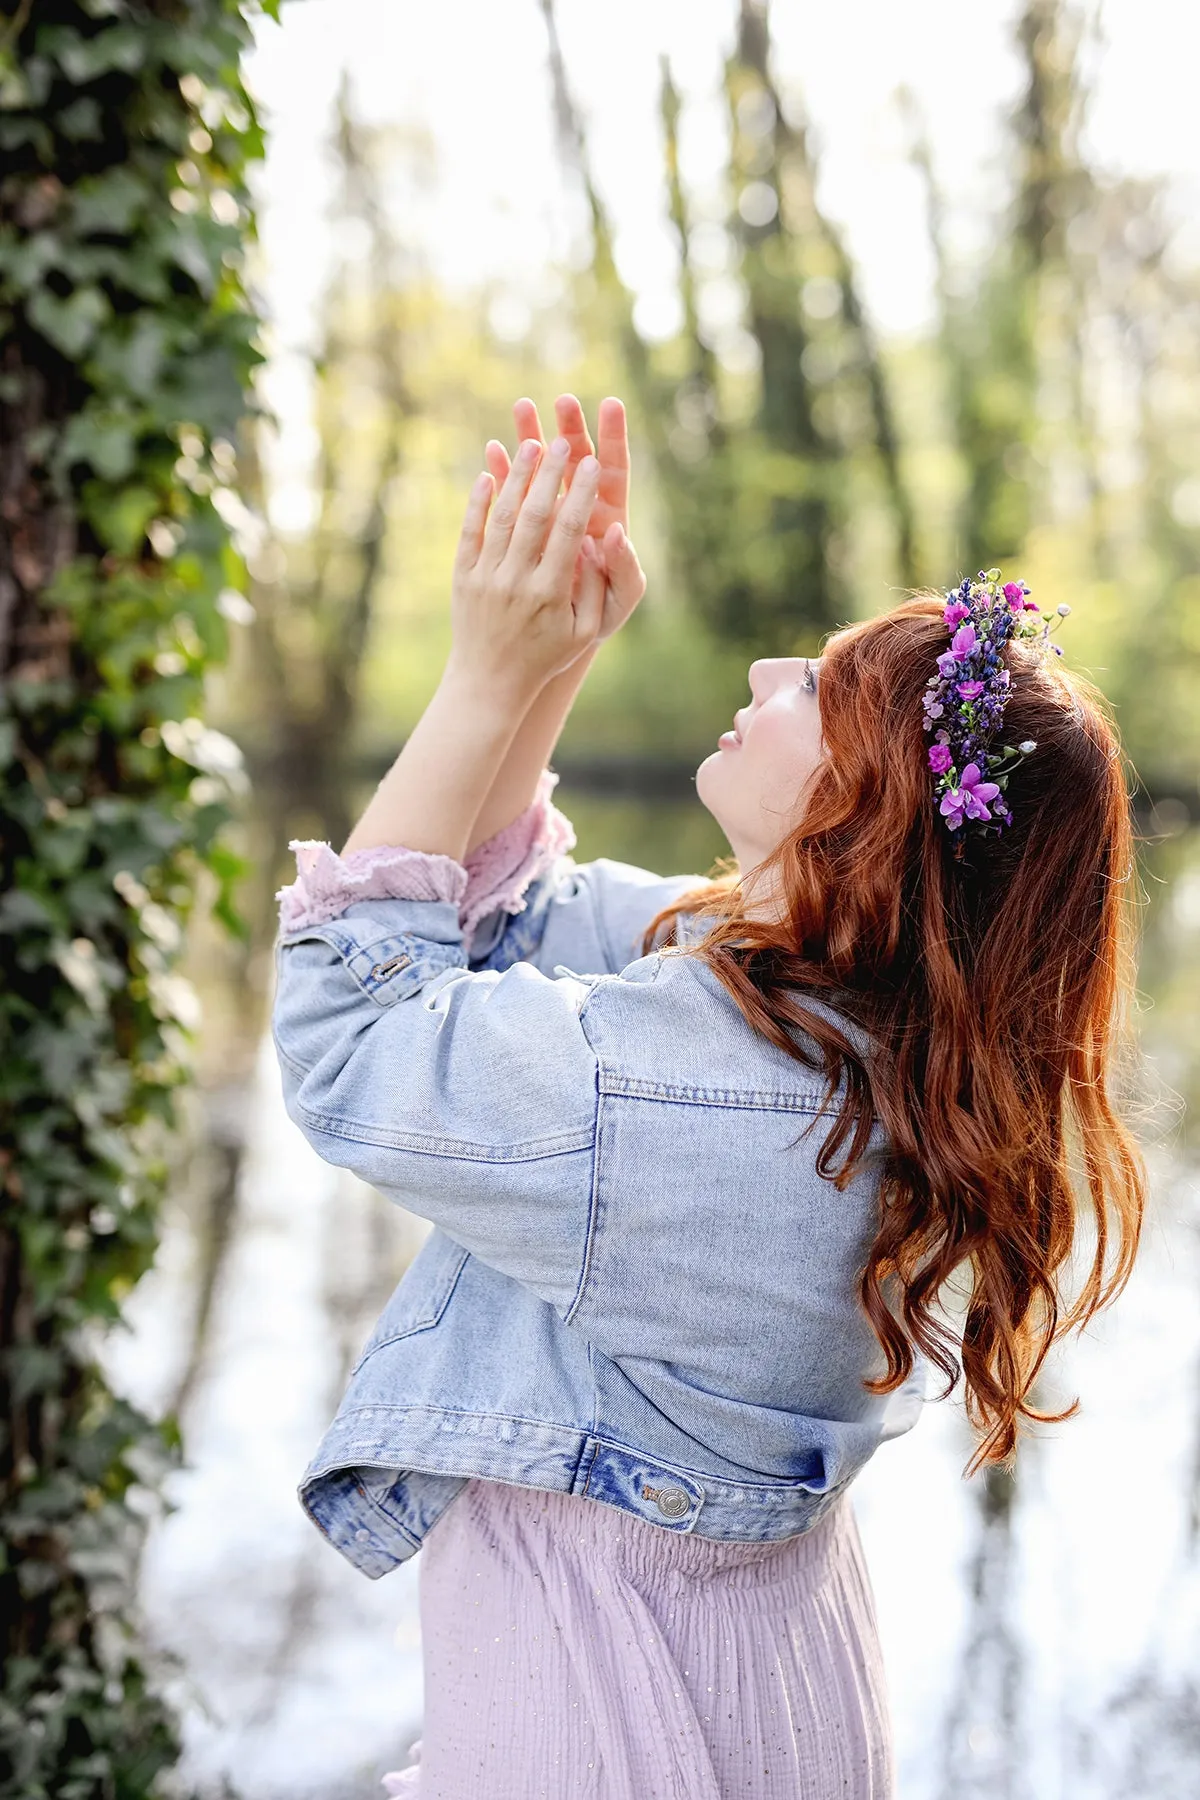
{"left": 382, "top": 1477, "right": 893, "bottom": 1800}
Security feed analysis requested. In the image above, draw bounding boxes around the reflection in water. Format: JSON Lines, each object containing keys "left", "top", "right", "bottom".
{"left": 106, "top": 807, "right": 1199, "bottom": 1799}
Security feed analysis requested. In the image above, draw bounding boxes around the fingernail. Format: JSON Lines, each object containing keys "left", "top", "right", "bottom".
{"left": 519, "top": 439, "right": 540, "bottom": 464}
{"left": 550, "top": 435, "right": 570, "bottom": 459}
{"left": 474, "top": 472, "right": 492, "bottom": 497}
{"left": 580, "top": 454, "right": 599, "bottom": 476}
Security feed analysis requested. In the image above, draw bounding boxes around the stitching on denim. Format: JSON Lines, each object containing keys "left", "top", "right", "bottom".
{"left": 348, "top": 1241, "right": 470, "bottom": 1375}
{"left": 562, "top": 1063, "right": 603, "bottom": 1327}
{"left": 294, "top": 1103, "right": 595, "bottom": 1163}
{"left": 350, "top": 1481, "right": 428, "bottom": 1549}
{"left": 577, "top": 1435, "right": 600, "bottom": 1496}
{"left": 310, "top": 1411, "right": 842, "bottom": 1505}
{"left": 598, "top": 1075, "right": 832, "bottom": 1113}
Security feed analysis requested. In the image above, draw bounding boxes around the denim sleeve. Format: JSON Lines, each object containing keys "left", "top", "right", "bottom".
{"left": 271, "top": 896, "right": 599, "bottom": 1315}
{"left": 469, "top": 856, "right": 706, "bottom": 979}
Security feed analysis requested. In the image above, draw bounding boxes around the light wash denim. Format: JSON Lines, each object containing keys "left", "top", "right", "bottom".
{"left": 272, "top": 856, "right": 923, "bottom": 1579}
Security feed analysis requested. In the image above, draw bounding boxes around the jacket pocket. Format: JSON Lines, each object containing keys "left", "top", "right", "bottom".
{"left": 350, "top": 1229, "right": 470, "bottom": 1372}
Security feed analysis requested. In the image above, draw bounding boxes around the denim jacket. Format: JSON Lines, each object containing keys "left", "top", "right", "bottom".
{"left": 272, "top": 851, "right": 922, "bottom": 1580}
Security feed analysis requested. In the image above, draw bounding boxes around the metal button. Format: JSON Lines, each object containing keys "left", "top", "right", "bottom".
{"left": 354, "top": 1528, "right": 371, "bottom": 1543}
{"left": 642, "top": 1483, "right": 690, "bottom": 1519}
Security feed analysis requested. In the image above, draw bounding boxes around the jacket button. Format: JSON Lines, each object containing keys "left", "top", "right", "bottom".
{"left": 354, "top": 1528, "right": 371, "bottom": 1543}
{"left": 656, "top": 1487, "right": 690, "bottom": 1520}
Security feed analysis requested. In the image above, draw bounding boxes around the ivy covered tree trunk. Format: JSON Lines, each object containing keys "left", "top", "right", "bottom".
{"left": 0, "top": 3, "right": 268, "bottom": 1794}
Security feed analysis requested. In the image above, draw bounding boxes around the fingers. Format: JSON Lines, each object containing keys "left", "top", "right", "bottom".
{"left": 481, "top": 435, "right": 543, "bottom": 563}
{"left": 539, "top": 452, "right": 601, "bottom": 589}
{"left": 507, "top": 434, "right": 572, "bottom": 565}
{"left": 485, "top": 439, "right": 511, "bottom": 486}
{"left": 554, "top": 393, "right": 595, "bottom": 492}
{"left": 513, "top": 397, "right": 545, "bottom": 449}
{"left": 595, "top": 396, "right": 630, "bottom": 520}
{"left": 453, "top": 471, "right": 495, "bottom": 577}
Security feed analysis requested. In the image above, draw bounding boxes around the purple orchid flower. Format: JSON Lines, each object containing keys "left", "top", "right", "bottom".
{"left": 956, "top": 679, "right": 985, "bottom": 700}
{"left": 936, "top": 650, "right": 959, "bottom": 677}
{"left": 950, "top": 623, "right": 977, "bottom": 659}
{"left": 1003, "top": 582, "right": 1024, "bottom": 608}
{"left": 938, "top": 761, "right": 1001, "bottom": 830}
{"left": 943, "top": 599, "right": 971, "bottom": 628}
{"left": 928, "top": 743, "right": 953, "bottom": 774}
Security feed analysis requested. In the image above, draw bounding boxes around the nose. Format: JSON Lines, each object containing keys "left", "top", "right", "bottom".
{"left": 748, "top": 657, "right": 806, "bottom": 699}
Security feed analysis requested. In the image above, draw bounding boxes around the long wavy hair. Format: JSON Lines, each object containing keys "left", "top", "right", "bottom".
{"left": 643, "top": 597, "right": 1148, "bottom": 1470}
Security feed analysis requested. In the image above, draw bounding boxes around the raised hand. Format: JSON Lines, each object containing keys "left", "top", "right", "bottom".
{"left": 484, "top": 394, "right": 646, "bottom": 646}
{"left": 447, "top": 432, "right": 608, "bottom": 702}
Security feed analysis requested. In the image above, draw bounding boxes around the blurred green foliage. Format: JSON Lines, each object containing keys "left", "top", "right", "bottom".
{"left": 241, "top": 0, "right": 1198, "bottom": 827}
{"left": 0, "top": 0, "right": 266, "bottom": 1792}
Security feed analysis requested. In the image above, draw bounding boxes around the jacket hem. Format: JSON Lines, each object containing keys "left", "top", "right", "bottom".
{"left": 298, "top": 1405, "right": 850, "bottom": 1580}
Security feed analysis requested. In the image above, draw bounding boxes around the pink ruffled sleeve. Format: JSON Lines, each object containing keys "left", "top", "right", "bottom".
{"left": 275, "top": 768, "right": 576, "bottom": 956}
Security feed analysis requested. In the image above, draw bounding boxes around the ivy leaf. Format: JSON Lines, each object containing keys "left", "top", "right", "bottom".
{"left": 27, "top": 284, "right": 110, "bottom": 358}
{"left": 81, "top": 481, "right": 158, "bottom": 556}
{"left": 56, "top": 95, "right": 104, "bottom": 142}
{"left": 71, "top": 167, "right": 149, "bottom": 237}
{"left": 60, "top": 409, "right": 138, "bottom": 481}
{"left": 39, "top": 24, "right": 148, "bottom": 84}
{"left": 0, "top": 888, "right": 58, "bottom": 933}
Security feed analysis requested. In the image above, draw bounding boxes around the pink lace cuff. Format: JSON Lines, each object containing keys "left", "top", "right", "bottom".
{"left": 460, "top": 768, "right": 576, "bottom": 945}
{"left": 275, "top": 769, "right": 576, "bottom": 954}
{"left": 277, "top": 841, "right": 468, "bottom": 935}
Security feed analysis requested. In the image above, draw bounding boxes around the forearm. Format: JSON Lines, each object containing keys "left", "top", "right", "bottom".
{"left": 465, "top": 645, "right": 597, "bottom": 853}
{"left": 340, "top": 664, "right": 528, "bottom": 862}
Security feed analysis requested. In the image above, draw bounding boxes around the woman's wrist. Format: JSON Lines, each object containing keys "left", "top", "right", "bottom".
{"left": 465, "top": 644, "right": 596, "bottom": 852}
{"left": 440, "top": 651, "right": 544, "bottom": 720}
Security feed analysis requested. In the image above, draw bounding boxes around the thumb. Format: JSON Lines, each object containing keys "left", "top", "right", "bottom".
{"left": 603, "top": 523, "right": 646, "bottom": 614}
{"left": 571, "top": 534, "right": 606, "bottom": 644}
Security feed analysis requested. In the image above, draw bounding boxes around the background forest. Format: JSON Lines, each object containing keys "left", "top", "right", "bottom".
{"left": 1, "top": 1, "right": 1198, "bottom": 1798}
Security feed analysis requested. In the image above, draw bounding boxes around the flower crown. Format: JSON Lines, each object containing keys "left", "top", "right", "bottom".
{"left": 922, "top": 568, "right": 1069, "bottom": 853}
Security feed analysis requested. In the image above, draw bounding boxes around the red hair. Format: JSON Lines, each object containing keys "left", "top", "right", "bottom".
{"left": 644, "top": 598, "right": 1148, "bottom": 1470}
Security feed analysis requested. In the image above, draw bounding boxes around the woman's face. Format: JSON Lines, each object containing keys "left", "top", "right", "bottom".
{"left": 696, "top": 656, "right": 827, "bottom": 883}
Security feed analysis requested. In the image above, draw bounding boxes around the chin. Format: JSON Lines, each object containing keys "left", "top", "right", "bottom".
{"left": 694, "top": 750, "right": 726, "bottom": 828}
{"left": 694, "top": 748, "right": 717, "bottom": 799}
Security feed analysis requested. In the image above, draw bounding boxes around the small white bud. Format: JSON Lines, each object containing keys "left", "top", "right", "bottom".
{"left": 1018, "top": 739, "right": 1037, "bottom": 754}
{"left": 1056, "top": 603, "right": 1071, "bottom": 617}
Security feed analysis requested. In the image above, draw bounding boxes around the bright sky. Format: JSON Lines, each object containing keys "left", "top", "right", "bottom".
{"left": 244, "top": 0, "right": 1200, "bottom": 523}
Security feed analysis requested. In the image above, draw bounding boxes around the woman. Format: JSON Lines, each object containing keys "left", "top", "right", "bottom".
{"left": 271, "top": 395, "right": 1146, "bottom": 1799}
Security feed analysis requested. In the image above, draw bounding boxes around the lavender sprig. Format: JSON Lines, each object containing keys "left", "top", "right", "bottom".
{"left": 922, "top": 568, "right": 1069, "bottom": 853}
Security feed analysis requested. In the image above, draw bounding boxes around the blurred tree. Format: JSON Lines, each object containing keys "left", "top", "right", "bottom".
{"left": 540, "top": 0, "right": 917, "bottom": 654}
{"left": 0, "top": 0, "right": 265, "bottom": 1793}
{"left": 909, "top": 0, "right": 1086, "bottom": 573}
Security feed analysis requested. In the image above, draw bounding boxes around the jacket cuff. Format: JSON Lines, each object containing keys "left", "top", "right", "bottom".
{"left": 274, "top": 768, "right": 576, "bottom": 949}
{"left": 277, "top": 841, "right": 468, "bottom": 935}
